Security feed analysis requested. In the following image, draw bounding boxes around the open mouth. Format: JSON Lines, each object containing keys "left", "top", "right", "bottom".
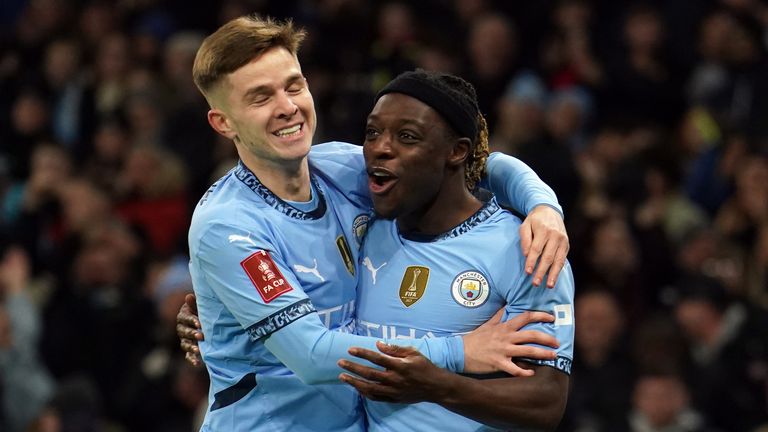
{"left": 367, "top": 167, "right": 398, "bottom": 195}
{"left": 273, "top": 123, "right": 303, "bottom": 138}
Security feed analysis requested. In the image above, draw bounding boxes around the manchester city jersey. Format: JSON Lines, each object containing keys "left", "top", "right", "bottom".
{"left": 190, "top": 142, "right": 466, "bottom": 432}
{"left": 189, "top": 140, "right": 566, "bottom": 431}
{"left": 190, "top": 156, "right": 366, "bottom": 431}
{"left": 355, "top": 197, "right": 576, "bottom": 432}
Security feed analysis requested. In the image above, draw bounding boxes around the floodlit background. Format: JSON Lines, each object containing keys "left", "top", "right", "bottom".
{"left": 0, "top": 0, "right": 767, "bottom": 431}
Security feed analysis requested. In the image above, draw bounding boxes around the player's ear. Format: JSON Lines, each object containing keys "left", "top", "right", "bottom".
{"left": 447, "top": 137, "right": 472, "bottom": 168}
{"left": 208, "top": 109, "right": 237, "bottom": 140}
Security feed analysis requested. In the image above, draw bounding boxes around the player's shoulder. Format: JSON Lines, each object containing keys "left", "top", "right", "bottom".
{"left": 309, "top": 141, "right": 371, "bottom": 210}
{"left": 189, "top": 175, "right": 273, "bottom": 250}
{"left": 309, "top": 141, "right": 361, "bottom": 156}
{"left": 489, "top": 206, "right": 524, "bottom": 230}
{"left": 462, "top": 207, "right": 528, "bottom": 284}
{"left": 475, "top": 204, "right": 523, "bottom": 246}
{"left": 189, "top": 216, "right": 277, "bottom": 267}
{"left": 193, "top": 165, "right": 270, "bottom": 213}
{"left": 309, "top": 141, "right": 362, "bottom": 168}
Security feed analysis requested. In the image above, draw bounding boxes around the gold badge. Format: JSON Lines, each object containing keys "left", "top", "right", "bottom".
{"left": 399, "top": 266, "right": 429, "bottom": 307}
{"left": 336, "top": 235, "right": 355, "bottom": 276}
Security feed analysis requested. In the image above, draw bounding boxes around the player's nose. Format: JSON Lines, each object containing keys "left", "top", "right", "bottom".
{"left": 275, "top": 91, "right": 299, "bottom": 118}
{"left": 367, "top": 132, "right": 395, "bottom": 159}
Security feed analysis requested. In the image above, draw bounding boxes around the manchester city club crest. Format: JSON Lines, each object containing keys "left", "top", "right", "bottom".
{"left": 352, "top": 214, "right": 369, "bottom": 245}
{"left": 451, "top": 271, "right": 490, "bottom": 308}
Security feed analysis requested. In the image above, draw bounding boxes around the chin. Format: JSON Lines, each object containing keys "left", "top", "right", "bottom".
{"left": 372, "top": 205, "right": 397, "bottom": 220}
{"left": 279, "top": 140, "right": 312, "bottom": 160}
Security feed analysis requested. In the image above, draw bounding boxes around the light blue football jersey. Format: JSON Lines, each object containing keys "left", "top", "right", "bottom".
{"left": 355, "top": 197, "right": 576, "bottom": 432}
{"left": 189, "top": 140, "right": 564, "bottom": 431}
{"left": 190, "top": 142, "right": 465, "bottom": 432}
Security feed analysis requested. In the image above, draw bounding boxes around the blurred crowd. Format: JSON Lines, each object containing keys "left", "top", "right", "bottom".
{"left": 0, "top": 0, "right": 767, "bottom": 431}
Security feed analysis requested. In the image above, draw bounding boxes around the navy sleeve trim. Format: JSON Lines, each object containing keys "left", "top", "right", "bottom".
{"left": 519, "top": 355, "right": 573, "bottom": 375}
{"left": 245, "top": 298, "right": 316, "bottom": 341}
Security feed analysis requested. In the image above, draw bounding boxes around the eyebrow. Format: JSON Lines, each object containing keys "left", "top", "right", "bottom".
{"left": 242, "top": 73, "right": 305, "bottom": 103}
{"left": 367, "top": 114, "right": 427, "bottom": 128}
{"left": 284, "top": 73, "right": 305, "bottom": 87}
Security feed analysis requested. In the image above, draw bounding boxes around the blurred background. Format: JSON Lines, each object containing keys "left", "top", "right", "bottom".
{"left": 0, "top": 0, "right": 767, "bottom": 431}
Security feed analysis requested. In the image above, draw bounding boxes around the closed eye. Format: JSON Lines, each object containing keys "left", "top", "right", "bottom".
{"left": 287, "top": 83, "right": 304, "bottom": 95}
{"left": 250, "top": 96, "right": 270, "bottom": 105}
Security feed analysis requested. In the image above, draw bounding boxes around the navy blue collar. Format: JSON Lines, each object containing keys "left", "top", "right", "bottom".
{"left": 400, "top": 196, "right": 500, "bottom": 242}
{"left": 234, "top": 161, "right": 327, "bottom": 220}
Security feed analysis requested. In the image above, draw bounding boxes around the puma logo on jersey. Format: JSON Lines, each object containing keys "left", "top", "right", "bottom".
{"left": 228, "top": 234, "right": 258, "bottom": 247}
{"left": 362, "top": 257, "right": 387, "bottom": 284}
{"left": 293, "top": 259, "right": 325, "bottom": 282}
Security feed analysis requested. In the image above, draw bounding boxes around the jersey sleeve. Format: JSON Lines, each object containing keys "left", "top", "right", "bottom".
{"left": 195, "top": 222, "right": 464, "bottom": 384}
{"left": 309, "top": 141, "right": 371, "bottom": 210}
{"left": 499, "top": 251, "right": 575, "bottom": 375}
{"left": 263, "top": 312, "right": 464, "bottom": 385}
{"left": 481, "top": 152, "right": 563, "bottom": 217}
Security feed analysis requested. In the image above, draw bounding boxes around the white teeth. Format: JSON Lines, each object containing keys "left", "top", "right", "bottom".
{"left": 373, "top": 172, "right": 388, "bottom": 177}
{"left": 275, "top": 124, "right": 301, "bottom": 137}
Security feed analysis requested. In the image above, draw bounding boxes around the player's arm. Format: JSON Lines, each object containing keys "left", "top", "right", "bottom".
{"left": 339, "top": 346, "right": 568, "bottom": 430}
{"left": 196, "top": 225, "right": 463, "bottom": 384}
{"left": 340, "top": 257, "right": 576, "bottom": 429}
{"left": 483, "top": 153, "right": 569, "bottom": 288}
{"left": 196, "top": 224, "right": 545, "bottom": 385}
{"left": 434, "top": 364, "right": 567, "bottom": 430}
{"left": 178, "top": 293, "right": 560, "bottom": 377}
{"left": 482, "top": 152, "right": 562, "bottom": 217}
{"left": 261, "top": 309, "right": 464, "bottom": 385}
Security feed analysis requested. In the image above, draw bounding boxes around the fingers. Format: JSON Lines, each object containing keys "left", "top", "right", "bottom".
{"left": 185, "top": 293, "right": 199, "bottom": 314}
{"left": 522, "top": 205, "right": 570, "bottom": 286}
{"left": 338, "top": 359, "right": 389, "bottom": 382}
{"left": 524, "top": 231, "right": 547, "bottom": 284}
{"left": 472, "top": 308, "right": 505, "bottom": 334}
{"left": 180, "top": 336, "right": 201, "bottom": 354}
{"left": 348, "top": 346, "right": 403, "bottom": 370}
{"left": 177, "top": 304, "right": 202, "bottom": 331}
{"left": 508, "top": 345, "right": 558, "bottom": 361}
{"left": 488, "top": 308, "right": 505, "bottom": 325}
{"left": 530, "top": 233, "right": 558, "bottom": 287}
{"left": 338, "top": 374, "right": 396, "bottom": 402}
{"left": 185, "top": 351, "right": 203, "bottom": 367}
{"left": 495, "top": 360, "right": 535, "bottom": 378}
{"left": 508, "top": 329, "right": 560, "bottom": 349}
{"left": 545, "top": 242, "right": 569, "bottom": 288}
{"left": 176, "top": 317, "right": 204, "bottom": 340}
{"left": 534, "top": 232, "right": 569, "bottom": 288}
{"left": 519, "top": 221, "right": 533, "bottom": 259}
{"left": 375, "top": 341, "right": 420, "bottom": 358}
{"left": 176, "top": 321, "right": 202, "bottom": 340}
{"left": 505, "top": 311, "right": 555, "bottom": 330}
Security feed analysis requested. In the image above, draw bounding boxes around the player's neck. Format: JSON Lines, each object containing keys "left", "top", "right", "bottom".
{"left": 398, "top": 179, "right": 482, "bottom": 236}
{"left": 241, "top": 154, "right": 312, "bottom": 202}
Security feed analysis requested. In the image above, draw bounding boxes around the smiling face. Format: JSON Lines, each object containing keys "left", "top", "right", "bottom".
{"left": 207, "top": 47, "right": 316, "bottom": 168}
{"left": 363, "top": 93, "right": 459, "bottom": 221}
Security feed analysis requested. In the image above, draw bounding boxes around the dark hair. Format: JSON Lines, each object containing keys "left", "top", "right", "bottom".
{"left": 376, "top": 70, "right": 489, "bottom": 190}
